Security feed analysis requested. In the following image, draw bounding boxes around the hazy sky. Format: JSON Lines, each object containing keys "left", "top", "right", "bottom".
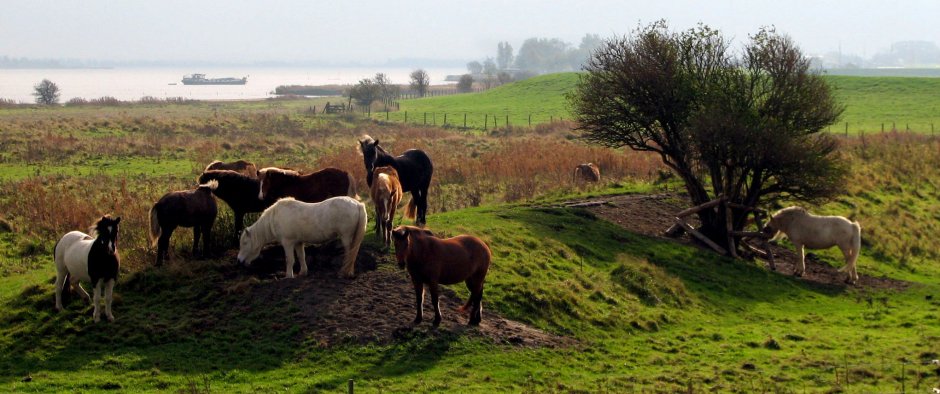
{"left": 2, "top": 0, "right": 938, "bottom": 64}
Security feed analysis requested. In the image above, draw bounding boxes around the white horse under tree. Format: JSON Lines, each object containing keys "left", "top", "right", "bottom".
{"left": 237, "top": 196, "right": 367, "bottom": 279}
{"left": 53, "top": 215, "right": 121, "bottom": 322}
{"left": 763, "top": 206, "right": 862, "bottom": 284}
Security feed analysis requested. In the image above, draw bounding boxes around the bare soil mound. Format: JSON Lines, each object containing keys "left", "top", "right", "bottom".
{"left": 569, "top": 193, "right": 909, "bottom": 291}
{"left": 221, "top": 243, "right": 574, "bottom": 348}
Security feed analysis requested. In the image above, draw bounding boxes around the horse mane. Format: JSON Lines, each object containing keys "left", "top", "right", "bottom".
{"left": 197, "top": 179, "right": 219, "bottom": 191}
{"left": 360, "top": 135, "right": 375, "bottom": 145}
{"left": 89, "top": 215, "right": 117, "bottom": 237}
{"left": 200, "top": 169, "right": 256, "bottom": 185}
{"left": 259, "top": 167, "right": 300, "bottom": 177}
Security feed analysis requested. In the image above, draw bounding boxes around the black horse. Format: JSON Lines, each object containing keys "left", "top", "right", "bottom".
{"left": 148, "top": 181, "right": 218, "bottom": 266}
{"left": 358, "top": 135, "right": 433, "bottom": 226}
{"left": 198, "top": 170, "right": 275, "bottom": 239}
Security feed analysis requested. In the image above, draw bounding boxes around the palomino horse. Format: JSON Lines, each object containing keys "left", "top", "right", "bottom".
{"left": 205, "top": 160, "right": 259, "bottom": 179}
{"left": 54, "top": 215, "right": 121, "bottom": 322}
{"left": 358, "top": 136, "right": 433, "bottom": 226}
{"left": 149, "top": 180, "right": 218, "bottom": 266}
{"left": 573, "top": 163, "right": 601, "bottom": 183}
{"left": 370, "top": 166, "right": 403, "bottom": 247}
{"left": 762, "top": 206, "right": 862, "bottom": 284}
{"left": 392, "top": 226, "right": 491, "bottom": 326}
{"left": 257, "top": 167, "right": 357, "bottom": 203}
{"left": 198, "top": 170, "right": 275, "bottom": 239}
{"left": 237, "top": 196, "right": 367, "bottom": 279}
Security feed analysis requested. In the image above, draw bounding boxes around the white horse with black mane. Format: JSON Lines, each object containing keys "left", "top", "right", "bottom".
{"left": 237, "top": 196, "right": 367, "bottom": 279}
{"left": 54, "top": 215, "right": 121, "bottom": 322}
{"left": 763, "top": 206, "right": 862, "bottom": 284}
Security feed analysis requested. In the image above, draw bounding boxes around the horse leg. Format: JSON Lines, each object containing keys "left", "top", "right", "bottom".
{"left": 794, "top": 243, "right": 806, "bottom": 277}
{"left": 385, "top": 217, "right": 393, "bottom": 247}
{"left": 92, "top": 279, "right": 103, "bottom": 323}
{"left": 429, "top": 283, "right": 442, "bottom": 327}
{"left": 416, "top": 189, "right": 429, "bottom": 227}
{"left": 469, "top": 287, "right": 484, "bottom": 326}
{"left": 202, "top": 224, "right": 212, "bottom": 259}
{"left": 840, "top": 245, "right": 858, "bottom": 285}
{"left": 72, "top": 276, "right": 91, "bottom": 303}
{"left": 282, "top": 242, "right": 296, "bottom": 279}
{"left": 192, "top": 225, "right": 202, "bottom": 258}
{"left": 295, "top": 243, "right": 308, "bottom": 277}
{"left": 104, "top": 279, "right": 115, "bottom": 322}
{"left": 54, "top": 268, "right": 67, "bottom": 311}
{"left": 234, "top": 211, "right": 244, "bottom": 241}
{"left": 411, "top": 280, "right": 424, "bottom": 325}
{"left": 157, "top": 226, "right": 174, "bottom": 266}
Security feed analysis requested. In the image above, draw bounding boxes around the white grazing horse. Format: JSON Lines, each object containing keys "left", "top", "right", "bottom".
{"left": 237, "top": 196, "right": 367, "bottom": 278}
{"left": 763, "top": 206, "right": 862, "bottom": 284}
{"left": 54, "top": 215, "right": 121, "bottom": 322}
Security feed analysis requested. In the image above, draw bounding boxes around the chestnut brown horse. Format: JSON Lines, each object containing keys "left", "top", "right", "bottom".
{"left": 573, "top": 163, "right": 600, "bottom": 183}
{"left": 370, "top": 166, "right": 403, "bottom": 247}
{"left": 392, "top": 226, "right": 491, "bottom": 326}
{"left": 257, "top": 167, "right": 357, "bottom": 203}
{"left": 205, "top": 160, "right": 258, "bottom": 179}
{"left": 149, "top": 180, "right": 218, "bottom": 266}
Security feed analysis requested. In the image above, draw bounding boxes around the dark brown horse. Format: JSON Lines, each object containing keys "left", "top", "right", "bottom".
{"left": 198, "top": 170, "right": 275, "bottom": 239}
{"left": 257, "top": 167, "right": 357, "bottom": 203}
{"left": 370, "top": 166, "right": 403, "bottom": 247}
{"left": 205, "top": 160, "right": 259, "bottom": 179}
{"left": 392, "top": 226, "right": 491, "bottom": 326}
{"left": 149, "top": 180, "right": 218, "bottom": 266}
{"left": 358, "top": 136, "right": 433, "bottom": 226}
{"left": 573, "top": 163, "right": 600, "bottom": 183}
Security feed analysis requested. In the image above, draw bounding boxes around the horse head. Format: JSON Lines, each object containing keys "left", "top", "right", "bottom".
{"left": 358, "top": 135, "right": 379, "bottom": 173}
{"left": 391, "top": 226, "right": 434, "bottom": 269}
{"left": 93, "top": 215, "right": 121, "bottom": 255}
{"left": 237, "top": 227, "right": 262, "bottom": 266}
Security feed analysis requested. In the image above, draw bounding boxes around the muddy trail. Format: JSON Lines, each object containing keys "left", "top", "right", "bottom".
{"left": 215, "top": 242, "right": 574, "bottom": 348}
{"left": 558, "top": 192, "right": 909, "bottom": 291}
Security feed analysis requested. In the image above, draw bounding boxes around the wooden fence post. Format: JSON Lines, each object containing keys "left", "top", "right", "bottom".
{"left": 485, "top": 114, "right": 488, "bottom": 130}
{"left": 424, "top": 112, "right": 426, "bottom": 124}
{"left": 506, "top": 115, "right": 509, "bottom": 127}
{"left": 404, "top": 111, "right": 407, "bottom": 123}
{"left": 443, "top": 113, "right": 447, "bottom": 125}
{"left": 528, "top": 114, "right": 532, "bottom": 126}
{"left": 464, "top": 113, "right": 467, "bottom": 128}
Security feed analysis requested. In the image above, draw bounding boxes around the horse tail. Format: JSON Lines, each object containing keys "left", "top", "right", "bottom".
{"left": 343, "top": 203, "right": 368, "bottom": 277}
{"left": 403, "top": 197, "right": 417, "bottom": 220}
{"left": 347, "top": 172, "right": 360, "bottom": 201}
{"left": 148, "top": 204, "right": 161, "bottom": 248}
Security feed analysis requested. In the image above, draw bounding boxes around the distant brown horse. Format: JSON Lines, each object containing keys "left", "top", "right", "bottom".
{"left": 574, "top": 163, "right": 600, "bottom": 183}
{"left": 149, "top": 180, "right": 218, "bottom": 266}
{"left": 205, "top": 160, "right": 258, "bottom": 179}
{"left": 257, "top": 167, "right": 357, "bottom": 203}
{"left": 392, "top": 226, "right": 491, "bottom": 326}
{"left": 370, "top": 166, "right": 403, "bottom": 247}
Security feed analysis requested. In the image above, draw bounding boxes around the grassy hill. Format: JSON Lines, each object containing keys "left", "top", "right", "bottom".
{"left": 1, "top": 100, "right": 939, "bottom": 392}
{"left": 380, "top": 72, "right": 940, "bottom": 134}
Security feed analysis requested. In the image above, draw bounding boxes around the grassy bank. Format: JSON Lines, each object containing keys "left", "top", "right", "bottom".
{"left": 0, "top": 101, "right": 938, "bottom": 392}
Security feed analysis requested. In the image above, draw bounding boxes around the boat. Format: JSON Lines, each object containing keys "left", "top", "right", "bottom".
{"left": 181, "top": 73, "right": 247, "bottom": 85}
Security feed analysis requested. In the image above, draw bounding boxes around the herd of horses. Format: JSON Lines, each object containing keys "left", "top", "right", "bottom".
{"left": 52, "top": 135, "right": 863, "bottom": 327}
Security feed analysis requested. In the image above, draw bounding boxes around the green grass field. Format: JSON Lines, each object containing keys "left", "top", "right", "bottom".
{"left": 1, "top": 93, "right": 939, "bottom": 392}
{"left": 375, "top": 72, "right": 940, "bottom": 134}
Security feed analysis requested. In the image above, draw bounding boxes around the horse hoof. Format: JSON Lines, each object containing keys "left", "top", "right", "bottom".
{"left": 468, "top": 319, "right": 481, "bottom": 326}
{"left": 411, "top": 318, "right": 422, "bottom": 326}
{"left": 794, "top": 272, "right": 803, "bottom": 278}
{"left": 107, "top": 315, "right": 115, "bottom": 322}
{"left": 432, "top": 319, "right": 442, "bottom": 328}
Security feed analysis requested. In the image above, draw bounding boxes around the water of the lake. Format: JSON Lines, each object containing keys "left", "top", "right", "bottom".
{"left": 0, "top": 67, "right": 465, "bottom": 103}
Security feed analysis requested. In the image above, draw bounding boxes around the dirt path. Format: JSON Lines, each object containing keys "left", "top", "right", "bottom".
{"left": 565, "top": 193, "right": 908, "bottom": 291}
{"left": 226, "top": 244, "right": 574, "bottom": 348}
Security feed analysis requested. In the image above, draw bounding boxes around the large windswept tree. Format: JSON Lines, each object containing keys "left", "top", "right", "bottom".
{"left": 569, "top": 22, "right": 845, "bottom": 249}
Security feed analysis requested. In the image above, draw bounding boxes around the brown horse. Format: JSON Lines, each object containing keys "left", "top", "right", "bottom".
{"left": 370, "top": 166, "right": 403, "bottom": 247}
{"left": 391, "top": 226, "right": 491, "bottom": 326}
{"left": 257, "top": 167, "right": 357, "bottom": 203}
{"left": 149, "top": 180, "right": 218, "bottom": 266}
{"left": 574, "top": 163, "right": 601, "bottom": 183}
{"left": 205, "top": 160, "right": 258, "bottom": 179}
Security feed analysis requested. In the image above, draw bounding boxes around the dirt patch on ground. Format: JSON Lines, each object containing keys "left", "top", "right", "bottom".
{"left": 569, "top": 193, "right": 909, "bottom": 291}
{"left": 220, "top": 243, "right": 574, "bottom": 348}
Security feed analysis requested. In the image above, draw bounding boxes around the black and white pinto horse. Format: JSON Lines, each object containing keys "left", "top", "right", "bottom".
{"left": 53, "top": 215, "right": 121, "bottom": 322}
{"left": 358, "top": 135, "right": 433, "bottom": 226}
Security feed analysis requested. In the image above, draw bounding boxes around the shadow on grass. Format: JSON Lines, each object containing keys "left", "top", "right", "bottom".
{"left": 0, "top": 243, "right": 364, "bottom": 383}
